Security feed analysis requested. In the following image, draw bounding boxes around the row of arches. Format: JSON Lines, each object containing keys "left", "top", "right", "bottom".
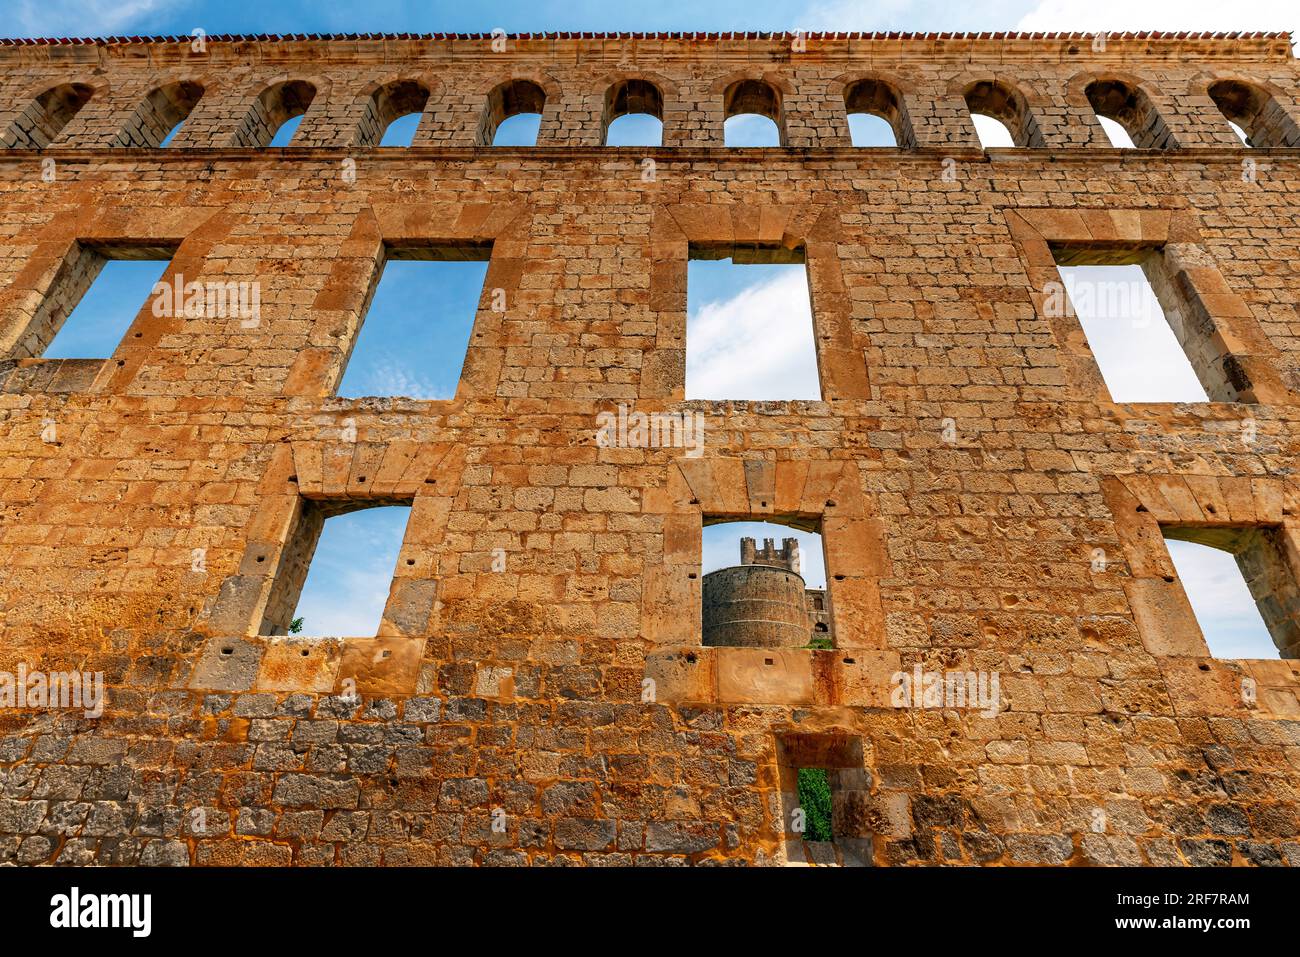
{"left": 4, "top": 72, "right": 1298, "bottom": 151}
{"left": 707, "top": 74, "right": 1299, "bottom": 150}
{"left": 1, "top": 77, "right": 429, "bottom": 150}
{"left": 965, "top": 75, "right": 1299, "bottom": 150}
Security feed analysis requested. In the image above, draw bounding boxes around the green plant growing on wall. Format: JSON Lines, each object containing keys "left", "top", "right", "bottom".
{"left": 797, "top": 768, "right": 833, "bottom": 841}
{"left": 289, "top": 617, "right": 304, "bottom": 634}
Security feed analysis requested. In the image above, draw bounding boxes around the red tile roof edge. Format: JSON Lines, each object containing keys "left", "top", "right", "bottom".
{"left": 0, "top": 31, "right": 1291, "bottom": 46}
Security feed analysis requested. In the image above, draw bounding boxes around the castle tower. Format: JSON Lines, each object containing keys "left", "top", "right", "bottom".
{"left": 703, "top": 535, "right": 827, "bottom": 647}
{"left": 742, "top": 536, "right": 802, "bottom": 574}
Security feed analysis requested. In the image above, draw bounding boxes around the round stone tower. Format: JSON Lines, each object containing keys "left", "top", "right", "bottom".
{"left": 702, "top": 536, "right": 818, "bottom": 648}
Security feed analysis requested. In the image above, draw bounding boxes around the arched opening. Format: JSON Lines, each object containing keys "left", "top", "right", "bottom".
{"left": 1208, "top": 79, "right": 1300, "bottom": 148}
{"left": 1095, "top": 116, "right": 1135, "bottom": 149}
{"left": 232, "top": 80, "right": 317, "bottom": 148}
{"left": 1085, "top": 79, "right": 1174, "bottom": 150}
{"left": 359, "top": 79, "right": 431, "bottom": 147}
{"left": 843, "top": 78, "right": 910, "bottom": 147}
{"left": 602, "top": 78, "right": 664, "bottom": 147}
{"left": 115, "top": 80, "right": 204, "bottom": 148}
{"left": 963, "top": 79, "right": 1043, "bottom": 149}
{"left": 478, "top": 79, "right": 546, "bottom": 146}
{"left": 723, "top": 79, "right": 783, "bottom": 147}
{"left": 847, "top": 114, "right": 895, "bottom": 147}
{"left": 1, "top": 82, "right": 94, "bottom": 149}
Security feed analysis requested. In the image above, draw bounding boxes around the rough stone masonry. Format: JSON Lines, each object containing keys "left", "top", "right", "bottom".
{"left": 0, "top": 30, "right": 1298, "bottom": 866}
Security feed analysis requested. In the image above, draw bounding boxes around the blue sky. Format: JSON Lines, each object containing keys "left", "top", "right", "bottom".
{"left": 1166, "top": 540, "right": 1274, "bottom": 659}
{"left": 336, "top": 259, "right": 487, "bottom": 400}
{"left": 43, "top": 261, "right": 168, "bottom": 358}
{"left": 294, "top": 506, "right": 412, "bottom": 635}
{"left": 704, "top": 522, "right": 826, "bottom": 589}
{"left": 25, "top": 0, "right": 1290, "bottom": 656}
{"left": 4, "top": 0, "right": 1295, "bottom": 40}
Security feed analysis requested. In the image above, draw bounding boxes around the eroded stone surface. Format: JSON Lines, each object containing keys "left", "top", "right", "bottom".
{"left": 0, "top": 32, "right": 1297, "bottom": 866}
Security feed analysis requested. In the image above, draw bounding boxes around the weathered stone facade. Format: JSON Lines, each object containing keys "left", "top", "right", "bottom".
{"left": 0, "top": 31, "right": 1299, "bottom": 866}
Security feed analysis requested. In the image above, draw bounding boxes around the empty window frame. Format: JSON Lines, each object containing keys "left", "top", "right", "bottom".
{"left": 686, "top": 245, "right": 820, "bottom": 400}
{"left": 337, "top": 243, "right": 491, "bottom": 400}
{"left": 1208, "top": 79, "right": 1300, "bottom": 149}
{"left": 1049, "top": 246, "right": 1254, "bottom": 402}
{"left": 114, "top": 81, "right": 204, "bottom": 147}
{"left": 844, "top": 78, "right": 912, "bottom": 148}
{"left": 1163, "top": 526, "right": 1300, "bottom": 659}
{"left": 232, "top": 80, "right": 316, "bottom": 148}
{"left": 261, "top": 501, "right": 414, "bottom": 638}
{"left": 1085, "top": 78, "right": 1174, "bottom": 150}
{"left": 777, "top": 734, "right": 871, "bottom": 866}
{"left": 701, "top": 519, "right": 830, "bottom": 649}
{"left": 359, "top": 79, "right": 431, "bottom": 147}
{"left": 13, "top": 243, "right": 173, "bottom": 360}
{"left": 602, "top": 78, "right": 664, "bottom": 146}
{"left": 479, "top": 79, "right": 545, "bottom": 146}
{"left": 964, "top": 79, "right": 1043, "bottom": 149}
{"left": 1, "top": 83, "right": 94, "bottom": 149}
{"left": 723, "top": 79, "right": 784, "bottom": 147}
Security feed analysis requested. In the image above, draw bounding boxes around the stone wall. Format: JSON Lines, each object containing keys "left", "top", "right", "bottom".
{"left": 0, "top": 32, "right": 1298, "bottom": 866}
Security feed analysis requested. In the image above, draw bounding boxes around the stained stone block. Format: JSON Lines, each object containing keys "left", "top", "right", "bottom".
{"left": 188, "top": 637, "right": 266, "bottom": 692}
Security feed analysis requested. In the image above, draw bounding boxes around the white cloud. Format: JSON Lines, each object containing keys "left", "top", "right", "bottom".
{"left": 797, "top": 0, "right": 1031, "bottom": 33}
{"left": 7, "top": 0, "right": 172, "bottom": 38}
{"left": 795, "top": 0, "right": 1295, "bottom": 44}
{"left": 1015, "top": 0, "right": 1296, "bottom": 37}
{"left": 1165, "top": 540, "right": 1277, "bottom": 659}
{"left": 686, "top": 268, "right": 821, "bottom": 401}
{"left": 295, "top": 559, "right": 396, "bottom": 637}
{"left": 357, "top": 355, "right": 449, "bottom": 401}
{"left": 1059, "top": 264, "right": 1209, "bottom": 403}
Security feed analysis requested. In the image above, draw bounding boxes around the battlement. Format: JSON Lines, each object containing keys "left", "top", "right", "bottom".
{"left": 740, "top": 536, "right": 802, "bottom": 574}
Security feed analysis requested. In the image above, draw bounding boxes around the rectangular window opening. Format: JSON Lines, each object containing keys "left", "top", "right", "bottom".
{"left": 1052, "top": 248, "right": 1233, "bottom": 403}
{"left": 261, "top": 500, "right": 413, "bottom": 638}
{"left": 338, "top": 242, "right": 491, "bottom": 400}
{"left": 701, "top": 518, "right": 830, "bottom": 649}
{"left": 777, "top": 734, "right": 869, "bottom": 867}
{"left": 1163, "top": 525, "right": 1300, "bottom": 659}
{"left": 23, "top": 243, "right": 174, "bottom": 361}
{"left": 686, "top": 245, "right": 820, "bottom": 401}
